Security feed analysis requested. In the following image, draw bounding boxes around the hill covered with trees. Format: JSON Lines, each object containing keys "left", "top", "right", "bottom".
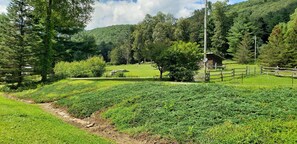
{"left": 74, "top": 25, "right": 133, "bottom": 45}
{"left": 78, "top": 0, "right": 297, "bottom": 66}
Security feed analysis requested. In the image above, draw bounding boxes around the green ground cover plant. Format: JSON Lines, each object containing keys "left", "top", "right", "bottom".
{"left": 0, "top": 94, "right": 112, "bottom": 144}
{"left": 16, "top": 79, "right": 131, "bottom": 103}
{"left": 16, "top": 80, "right": 297, "bottom": 143}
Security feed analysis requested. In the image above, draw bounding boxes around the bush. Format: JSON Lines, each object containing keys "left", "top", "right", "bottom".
{"left": 169, "top": 67, "right": 195, "bottom": 82}
{"left": 160, "top": 41, "right": 202, "bottom": 82}
{"left": 54, "top": 56, "right": 106, "bottom": 78}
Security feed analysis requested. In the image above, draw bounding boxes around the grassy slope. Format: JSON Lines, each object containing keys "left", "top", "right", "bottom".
{"left": 0, "top": 94, "right": 112, "bottom": 144}
{"left": 17, "top": 79, "right": 132, "bottom": 103}
{"left": 15, "top": 80, "right": 297, "bottom": 143}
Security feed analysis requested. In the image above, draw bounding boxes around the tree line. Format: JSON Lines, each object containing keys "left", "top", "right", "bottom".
{"left": 0, "top": 0, "right": 94, "bottom": 86}
{"left": 1, "top": 0, "right": 297, "bottom": 85}
{"left": 85, "top": 0, "right": 297, "bottom": 66}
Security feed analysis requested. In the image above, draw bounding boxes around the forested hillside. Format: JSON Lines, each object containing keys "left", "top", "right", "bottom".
{"left": 227, "top": 0, "right": 297, "bottom": 42}
{"left": 79, "top": 0, "right": 297, "bottom": 65}
{"left": 75, "top": 25, "right": 133, "bottom": 44}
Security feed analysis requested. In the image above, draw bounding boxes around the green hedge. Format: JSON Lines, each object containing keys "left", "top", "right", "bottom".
{"left": 54, "top": 56, "right": 106, "bottom": 78}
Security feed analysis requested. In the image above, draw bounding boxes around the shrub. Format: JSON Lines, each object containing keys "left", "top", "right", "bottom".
{"left": 168, "top": 67, "right": 195, "bottom": 82}
{"left": 160, "top": 41, "right": 202, "bottom": 81}
{"left": 54, "top": 56, "right": 106, "bottom": 78}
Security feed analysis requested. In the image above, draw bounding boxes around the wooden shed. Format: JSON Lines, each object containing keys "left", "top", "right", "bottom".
{"left": 204, "top": 53, "right": 224, "bottom": 69}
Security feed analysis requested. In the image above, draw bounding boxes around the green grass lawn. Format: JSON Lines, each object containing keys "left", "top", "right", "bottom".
{"left": 0, "top": 93, "right": 112, "bottom": 144}
{"left": 15, "top": 80, "right": 297, "bottom": 143}
{"left": 223, "top": 60, "right": 257, "bottom": 70}
{"left": 105, "top": 63, "right": 166, "bottom": 77}
{"left": 224, "top": 75, "right": 297, "bottom": 88}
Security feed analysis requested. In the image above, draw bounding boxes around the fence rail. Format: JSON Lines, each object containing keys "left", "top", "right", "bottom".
{"left": 206, "top": 66, "right": 259, "bottom": 82}
{"left": 261, "top": 66, "right": 297, "bottom": 78}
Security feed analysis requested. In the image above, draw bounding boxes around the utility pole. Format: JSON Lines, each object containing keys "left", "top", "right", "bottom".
{"left": 254, "top": 35, "right": 257, "bottom": 63}
{"left": 204, "top": 0, "right": 208, "bottom": 81}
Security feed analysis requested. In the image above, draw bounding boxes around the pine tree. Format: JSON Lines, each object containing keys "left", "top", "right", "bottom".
{"left": 259, "top": 23, "right": 286, "bottom": 67}
{"left": 227, "top": 13, "right": 256, "bottom": 56}
{"left": 0, "top": 0, "right": 39, "bottom": 86}
{"left": 284, "top": 8, "right": 297, "bottom": 67}
{"left": 234, "top": 33, "right": 253, "bottom": 64}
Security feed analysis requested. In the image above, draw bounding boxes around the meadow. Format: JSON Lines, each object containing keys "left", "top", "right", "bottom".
{"left": 0, "top": 93, "right": 112, "bottom": 144}
{"left": 105, "top": 63, "right": 162, "bottom": 77}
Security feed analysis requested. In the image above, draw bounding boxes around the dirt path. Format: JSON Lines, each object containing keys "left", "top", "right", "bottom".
{"left": 4, "top": 94, "right": 174, "bottom": 144}
{"left": 40, "top": 103, "right": 150, "bottom": 144}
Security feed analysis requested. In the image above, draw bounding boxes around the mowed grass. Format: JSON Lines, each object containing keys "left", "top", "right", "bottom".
{"left": 224, "top": 75, "right": 297, "bottom": 88}
{"left": 223, "top": 60, "right": 257, "bottom": 69}
{"left": 16, "top": 80, "right": 297, "bottom": 143}
{"left": 105, "top": 63, "right": 165, "bottom": 77}
{"left": 0, "top": 94, "right": 112, "bottom": 144}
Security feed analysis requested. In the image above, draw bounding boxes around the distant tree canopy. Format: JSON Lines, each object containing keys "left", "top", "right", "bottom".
{"left": 77, "top": 0, "right": 297, "bottom": 65}
{"left": 260, "top": 9, "right": 297, "bottom": 67}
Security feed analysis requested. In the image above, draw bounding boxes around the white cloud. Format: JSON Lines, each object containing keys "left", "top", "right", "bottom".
{"left": 0, "top": 5, "right": 7, "bottom": 14}
{"left": 86, "top": 0, "right": 207, "bottom": 30}
{"left": 1, "top": 0, "right": 246, "bottom": 30}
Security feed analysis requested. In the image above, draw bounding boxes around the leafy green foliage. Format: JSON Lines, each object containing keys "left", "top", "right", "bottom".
{"left": 211, "top": 1, "right": 229, "bottom": 55}
{"left": 54, "top": 56, "right": 106, "bottom": 78}
{"left": 76, "top": 25, "right": 133, "bottom": 45}
{"left": 260, "top": 8, "right": 297, "bottom": 67}
{"left": 0, "top": 94, "right": 111, "bottom": 144}
{"left": 163, "top": 41, "right": 202, "bottom": 81}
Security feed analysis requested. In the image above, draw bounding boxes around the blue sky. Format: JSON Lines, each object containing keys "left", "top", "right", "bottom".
{"left": 0, "top": 0, "right": 246, "bottom": 29}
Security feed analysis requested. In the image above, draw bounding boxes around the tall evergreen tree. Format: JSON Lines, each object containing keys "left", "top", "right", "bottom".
{"left": 0, "top": 0, "right": 39, "bottom": 86}
{"left": 234, "top": 33, "right": 253, "bottom": 64}
{"left": 259, "top": 23, "right": 287, "bottom": 67}
{"left": 284, "top": 9, "right": 297, "bottom": 67}
{"left": 31, "top": 0, "right": 94, "bottom": 82}
{"left": 227, "top": 13, "right": 256, "bottom": 55}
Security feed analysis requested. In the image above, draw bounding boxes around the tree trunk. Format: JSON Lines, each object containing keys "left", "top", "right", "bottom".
{"left": 41, "top": 0, "right": 53, "bottom": 82}
{"left": 159, "top": 67, "right": 163, "bottom": 80}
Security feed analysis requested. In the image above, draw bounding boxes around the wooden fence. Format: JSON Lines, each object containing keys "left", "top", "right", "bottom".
{"left": 261, "top": 66, "right": 297, "bottom": 78}
{"left": 206, "top": 66, "right": 258, "bottom": 82}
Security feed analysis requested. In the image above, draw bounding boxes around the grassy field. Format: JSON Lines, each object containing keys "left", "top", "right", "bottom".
{"left": 14, "top": 80, "right": 297, "bottom": 143}
{"left": 0, "top": 93, "right": 112, "bottom": 144}
{"left": 105, "top": 63, "right": 166, "bottom": 77}
{"left": 224, "top": 75, "right": 297, "bottom": 88}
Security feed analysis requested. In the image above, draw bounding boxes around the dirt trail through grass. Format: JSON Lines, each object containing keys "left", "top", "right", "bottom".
{"left": 40, "top": 103, "right": 148, "bottom": 144}
{"left": 5, "top": 94, "right": 169, "bottom": 144}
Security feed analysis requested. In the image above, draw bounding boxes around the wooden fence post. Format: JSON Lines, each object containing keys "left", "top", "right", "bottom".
{"left": 232, "top": 69, "right": 235, "bottom": 80}
{"left": 246, "top": 66, "right": 248, "bottom": 76}
{"left": 220, "top": 69, "right": 223, "bottom": 82}
{"left": 241, "top": 73, "right": 244, "bottom": 84}
{"left": 260, "top": 66, "right": 263, "bottom": 75}
{"left": 254, "top": 67, "right": 256, "bottom": 76}
{"left": 205, "top": 71, "right": 210, "bottom": 82}
{"left": 292, "top": 73, "right": 294, "bottom": 87}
